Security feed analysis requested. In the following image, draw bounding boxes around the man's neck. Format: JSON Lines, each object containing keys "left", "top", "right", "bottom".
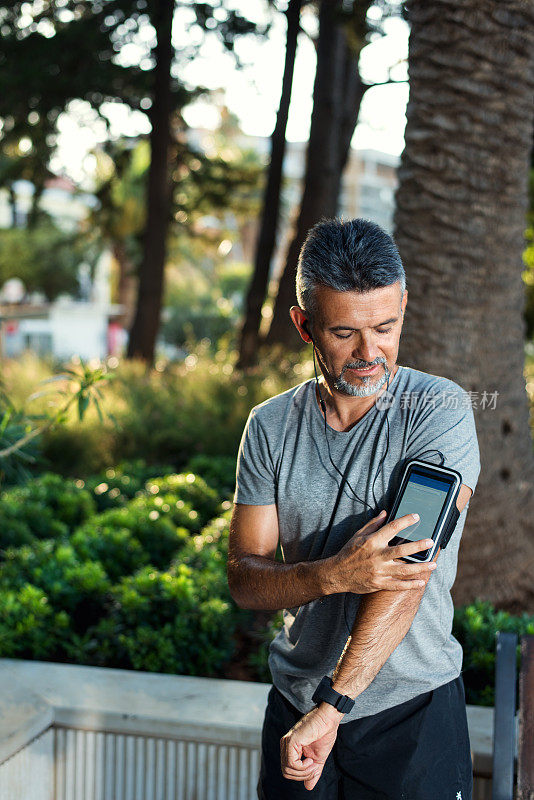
{"left": 316, "top": 363, "right": 399, "bottom": 432}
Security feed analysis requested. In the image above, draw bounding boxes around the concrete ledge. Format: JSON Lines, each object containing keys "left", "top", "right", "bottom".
{"left": 0, "top": 658, "right": 501, "bottom": 775}
{"left": 0, "top": 672, "right": 54, "bottom": 764}
{"left": 0, "top": 659, "right": 270, "bottom": 759}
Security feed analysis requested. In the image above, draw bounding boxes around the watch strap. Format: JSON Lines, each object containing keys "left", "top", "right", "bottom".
{"left": 311, "top": 676, "right": 355, "bottom": 714}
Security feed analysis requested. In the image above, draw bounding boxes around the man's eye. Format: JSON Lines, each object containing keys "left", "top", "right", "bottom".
{"left": 335, "top": 328, "right": 392, "bottom": 338}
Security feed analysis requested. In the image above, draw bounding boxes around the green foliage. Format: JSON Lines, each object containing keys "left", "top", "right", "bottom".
{"left": 0, "top": 222, "right": 84, "bottom": 299}
{"left": 0, "top": 461, "right": 242, "bottom": 677}
{"left": 75, "top": 543, "right": 239, "bottom": 675}
{"left": 184, "top": 454, "right": 237, "bottom": 497}
{"left": 0, "top": 539, "right": 111, "bottom": 636}
{"left": 2, "top": 347, "right": 313, "bottom": 478}
{"left": 0, "top": 358, "right": 116, "bottom": 486}
{"left": 144, "top": 473, "right": 221, "bottom": 527}
{"left": 83, "top": 459, "right": 178, "bottom": 511}
{"left": 0, "top": 582, "right": 70, "bottom": 660}
{"left": 72, "top": 504, "right": 190, "bottom": 574}
{"left": 453, "top": 600, "right": 534, "bottom": 706}
{"left": 0, "top": 471, "right": 95, "bottom": 549}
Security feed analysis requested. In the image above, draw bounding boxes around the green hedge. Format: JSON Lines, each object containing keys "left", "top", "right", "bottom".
{"left": 453, "top": 600, "right": 534, "bottom": 706}
{"left": 0, "top": 466, "right": 241, "bottom": 676}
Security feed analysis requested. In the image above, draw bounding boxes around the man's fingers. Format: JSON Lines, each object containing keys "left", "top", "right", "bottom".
{"left": 375, "top": 513, "right": 420, "bottom": 544}
{"left": 388, "top": 537, "right": 434, "bottom": 560}
{"left": 389, "top": 560, "right": 435, "bottom": 578}
{"left": 304, "top": 767, "right": 324, "bottom": 790}
{"left": 380, "top": 577, "right": 429, "bottom": 590}
{"left": 360, "top": 509, "right": 387, "bottom": 534}
{"left": 282, "top": 766, "right": 318, "bottom": 780}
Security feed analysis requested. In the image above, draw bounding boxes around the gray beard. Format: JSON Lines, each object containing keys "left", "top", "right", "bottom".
{"left": 333, "top": 358, "right": 391, "bottom": 397}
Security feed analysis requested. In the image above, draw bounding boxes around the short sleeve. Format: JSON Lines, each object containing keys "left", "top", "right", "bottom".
{"left": 233, "top": 410, "right": 277, "bottom": 505}
{"left": 405, "top": 382, "right": 481, "bottom": 497}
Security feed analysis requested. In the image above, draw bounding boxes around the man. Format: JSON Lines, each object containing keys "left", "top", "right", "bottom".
{"left": 228, "top": 218, "right": 480, "bottom": 799}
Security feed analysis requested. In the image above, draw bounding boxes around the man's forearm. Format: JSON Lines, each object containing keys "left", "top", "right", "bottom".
{"left": 227, "top": 554, "right": 336, "bottom": 610}
{"left": 330, "top": 584, "right": 426, "bottom": 700}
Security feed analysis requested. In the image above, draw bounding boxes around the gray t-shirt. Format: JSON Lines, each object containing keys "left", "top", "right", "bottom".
{"left": 233, "top": 365, "right": 481, "bottom": 721}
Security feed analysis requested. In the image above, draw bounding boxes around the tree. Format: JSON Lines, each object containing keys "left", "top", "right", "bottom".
{"left": 237, "top": 0, "right": 303, "bottom": 369}
{"left": 264, "top": 0, "right": 387, "bottom": 349}
{"left": 394, "top": 0, "right": 534, "bottom": 612}
{"left": 0, "top": 1, "right": 264, "bottom": 365}
{"left": 126, "top": 0, "right": 174, "bottom": 362}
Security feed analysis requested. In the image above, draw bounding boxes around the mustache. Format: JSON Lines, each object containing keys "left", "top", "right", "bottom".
{"left": 342, "top": 358, "right": 387, "bottom": 371}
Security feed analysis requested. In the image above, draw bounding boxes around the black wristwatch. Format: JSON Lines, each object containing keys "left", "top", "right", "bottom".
{"left": 311, "top": 676, "right": 355, "bottom": 714}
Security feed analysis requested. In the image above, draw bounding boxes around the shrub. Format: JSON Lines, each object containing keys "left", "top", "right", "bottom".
{"left": 247, "top": 612, "right": 284, "bottom": 683}
{"left": 0, "top": 472, "right": 95, "bottom": 550}
{"left": 0, "top": 582, "right": 70, "bottom": 660}
{"left": 184, "top": 454, "right": 237, "bottom": 498}
{"left": 453, "top": 600, "right": 534, "bottom": 707}
{"left": 0, "top": 540, "right": 111, "bottom": 638}
{"left": 83, "top": 459, "right": 177, "bottom": 512}
{"left": 144, "top": 473, "right": 221, "bottom": 527}
{"left": 85, "top": 564, "right": 238, "bottom": 675}
{"left": 73, "top": 504, "right": 190, "bottom": 572}
{"left": 70, "top": 524, "right": 150, "bottom": 582}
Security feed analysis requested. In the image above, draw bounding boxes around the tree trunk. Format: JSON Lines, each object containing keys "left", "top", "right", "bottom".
{"left": 236, "top": 0, "right": 303, "bottom": 369}
{"left": 394, "top": 0, "right": 534, "bottom": 612}
{"left": 126, "top": 0, "right": 174, "bottom": 365}
{"left": 265, "top": 1, "right": 364, "bottom": 347}
{"left": 112, "top": 241, "right": 137, "bottom": 331}
{"left": 8, "top": 185, "right": 18, "bottom": 228}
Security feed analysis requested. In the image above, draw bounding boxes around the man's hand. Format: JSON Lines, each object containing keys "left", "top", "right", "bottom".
{"left": 280, "top": 704, "right": 342, "bottom": 790}
{"left": 329, "top": 510, "right": 437, "bottom": 594}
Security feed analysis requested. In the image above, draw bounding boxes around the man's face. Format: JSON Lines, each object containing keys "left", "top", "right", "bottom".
{"left": 309, "top": 283, "right": 407, "bottom": 398}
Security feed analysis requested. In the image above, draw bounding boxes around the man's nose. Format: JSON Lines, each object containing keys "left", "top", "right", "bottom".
{"left": 352, "top": 335, "right": 380, "bottom": 365}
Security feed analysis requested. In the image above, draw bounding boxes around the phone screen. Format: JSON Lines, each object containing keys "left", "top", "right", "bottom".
{"left": 392, "top": 471, "right": 453, "bottom": 542}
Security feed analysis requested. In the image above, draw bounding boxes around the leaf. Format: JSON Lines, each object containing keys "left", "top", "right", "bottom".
{"left": 36, "top": 374, "right": 72, "bottom": 386}
{"left": 0, "top": 408, "right": 12, "bottom": 436}
{"left": 78, "top": 394, "right": 89, "bottom": 421}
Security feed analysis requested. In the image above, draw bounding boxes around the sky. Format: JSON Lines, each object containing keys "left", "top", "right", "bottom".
{"left": 50, "top": 1, "right": 410, "bottom": 187}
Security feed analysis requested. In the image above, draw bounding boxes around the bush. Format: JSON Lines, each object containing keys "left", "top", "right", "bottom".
{"left": 83, "top": 563, "right": 238, "bottom": 675}
{"left": 453, "top": 600, "right": 534, "bottom": 707}
{"left": 0, "top": 539, "right": 111, "bottom": 639}
{"left": 144, "top": 473, "right": 222, "bottom": 527}
{"left": 184, "top": 454, "right": 237, "bottom": 498}
{"left": 0, "top": 582, "right": 70, "bottom": 660}
{"left": 83, "top": 459, "right": 177, "bottom": 512}
{"left": 0, "top": 472, "right": 95, "bottom": 550}
{"left": 72, "top": 504, "right": 190, "bottom": 573}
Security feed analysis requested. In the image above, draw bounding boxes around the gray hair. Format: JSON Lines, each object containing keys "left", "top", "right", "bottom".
{"left": 296, "top": 218, "right": 406, "bottom": 321}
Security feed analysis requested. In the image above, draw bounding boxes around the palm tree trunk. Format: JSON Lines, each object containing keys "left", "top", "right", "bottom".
{"left": 236, "top": 0, "right": 303, "bottom": 369}
{"left": 127, "top": 0, "right": 173, "bottom": 364}
{"left": 394, "top": 0, "right": 534, "bottom": 612}
{"left": 265, "top": 1, "right": 365, "bottom": 347}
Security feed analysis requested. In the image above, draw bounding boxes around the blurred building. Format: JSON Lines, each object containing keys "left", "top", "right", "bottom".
{"left": 0, "top": 179, "right": 124, "bottom": 361}
{"left": 0, "top": 175, "right": 97, "bottom": 232}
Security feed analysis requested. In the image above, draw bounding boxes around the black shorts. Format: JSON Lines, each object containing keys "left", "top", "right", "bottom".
{"left": 257, "top": 675, "right": 473, "bottom": 800}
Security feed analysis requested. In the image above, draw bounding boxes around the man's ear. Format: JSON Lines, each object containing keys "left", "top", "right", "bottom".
{"left": 290, "top": 306, "right": 312, "bottom": 344}
{"left": 401, "top": 289, "right": 408, "bottom": 317}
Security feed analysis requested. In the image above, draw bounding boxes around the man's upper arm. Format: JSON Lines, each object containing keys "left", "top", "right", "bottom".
{"left": 229, "top": 503, "right": 279, "bottom": 562}
{"left": 456, "top": 483, "right": 472, "bottom": 515}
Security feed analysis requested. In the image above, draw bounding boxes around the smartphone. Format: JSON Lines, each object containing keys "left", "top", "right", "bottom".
{"left": 387, "top": 459, "right": 462, "bottom": 562}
